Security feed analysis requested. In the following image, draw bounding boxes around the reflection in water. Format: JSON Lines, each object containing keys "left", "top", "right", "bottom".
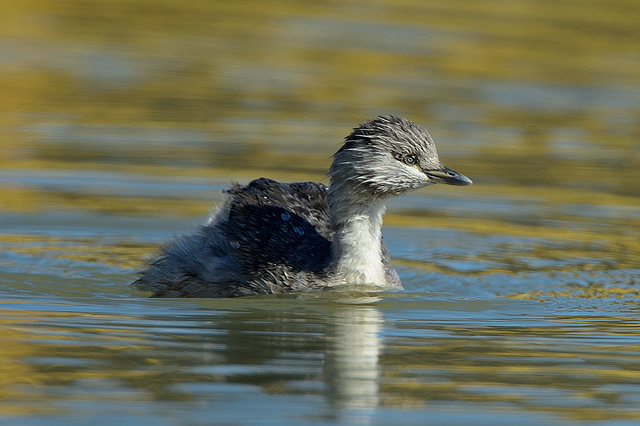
{"left": 2, "top": 298, "right": 640, "bottom": 423}
{"left": 324, "top": 306, "right": 383, "bottom": 411}
{"left": 0, "top": 298, "right": 386, "bottom": 419}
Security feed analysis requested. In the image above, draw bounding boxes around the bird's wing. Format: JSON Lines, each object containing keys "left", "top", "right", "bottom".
{"left": 220, "top": 178, "right": 333, "bottom": 275}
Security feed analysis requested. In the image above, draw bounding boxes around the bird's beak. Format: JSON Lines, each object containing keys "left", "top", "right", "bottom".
{"left": 425, "top": 165, "right": 473, "bottom": 186}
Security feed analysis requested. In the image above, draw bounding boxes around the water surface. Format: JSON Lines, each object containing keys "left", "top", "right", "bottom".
{"left": 1, "top": 0, "right": 639, "bottom": 424}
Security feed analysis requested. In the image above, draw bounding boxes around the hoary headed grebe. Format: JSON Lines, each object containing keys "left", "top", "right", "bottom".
{"left": 133, "top": 116, "right": 472, "bottom": 297}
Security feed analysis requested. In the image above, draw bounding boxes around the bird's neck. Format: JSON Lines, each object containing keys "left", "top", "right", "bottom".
{"left": 328, "top": 189, "right": 387, "bottom": 286}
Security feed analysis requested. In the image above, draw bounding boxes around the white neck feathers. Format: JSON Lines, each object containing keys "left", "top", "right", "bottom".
{"left": 329, "top": 199, "right": 387, "bottom": 285}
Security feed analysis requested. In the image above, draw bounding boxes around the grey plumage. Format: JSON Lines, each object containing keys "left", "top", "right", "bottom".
{"left": 133, "top": 115, "right": 472, "bottom": 297}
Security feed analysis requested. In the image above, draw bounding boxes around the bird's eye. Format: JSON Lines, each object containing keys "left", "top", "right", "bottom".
{"left": 404, "top": 155, "right": 417, "bottom": 165}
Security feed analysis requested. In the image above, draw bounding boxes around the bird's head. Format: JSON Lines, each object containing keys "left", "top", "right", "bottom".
{"left": 329, "top": 115, "right": 472, "bottom": 200}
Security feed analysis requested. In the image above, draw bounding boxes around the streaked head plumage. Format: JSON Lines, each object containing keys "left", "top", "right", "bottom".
{"left": 329, "top": 115, "right": 470, "bottom": 199}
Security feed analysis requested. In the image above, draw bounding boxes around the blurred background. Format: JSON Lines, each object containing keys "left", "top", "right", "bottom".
{"left": 2, "top": 0, "right": 638, "bottom": 206}
{"left": 1, "top": 0, "right": 640, "bottom": 423}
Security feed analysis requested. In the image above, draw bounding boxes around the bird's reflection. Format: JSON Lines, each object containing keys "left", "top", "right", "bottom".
{"left": 7, "top": 296, "right": 386, "bottom": 419}
{"left": 324, "top": 305, "right": 383, "bottom": 410}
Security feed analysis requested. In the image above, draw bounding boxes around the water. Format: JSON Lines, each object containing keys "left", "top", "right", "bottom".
{"left": 1, "top": 0, "right": 640, "bottom": 424}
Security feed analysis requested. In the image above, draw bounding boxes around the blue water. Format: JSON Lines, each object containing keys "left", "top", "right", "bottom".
{"left": 1, "top": 0, "right": 640, "bottom": 423}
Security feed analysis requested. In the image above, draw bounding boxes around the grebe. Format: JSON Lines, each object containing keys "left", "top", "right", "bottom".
{"left": 133, "top": 116, "right": 472, "bottom": 297}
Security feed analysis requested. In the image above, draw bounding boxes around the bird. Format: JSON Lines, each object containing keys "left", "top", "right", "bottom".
{"left": 133, "top": 115, "right": 472, "bottom": 297}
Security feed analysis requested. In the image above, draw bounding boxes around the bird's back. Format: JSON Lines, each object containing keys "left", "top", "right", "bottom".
{"left": 221, "top": 178, "right": 334, "bottom": 280}
{"left": 134, "top": 178, "right": 332, "bottom": 297}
